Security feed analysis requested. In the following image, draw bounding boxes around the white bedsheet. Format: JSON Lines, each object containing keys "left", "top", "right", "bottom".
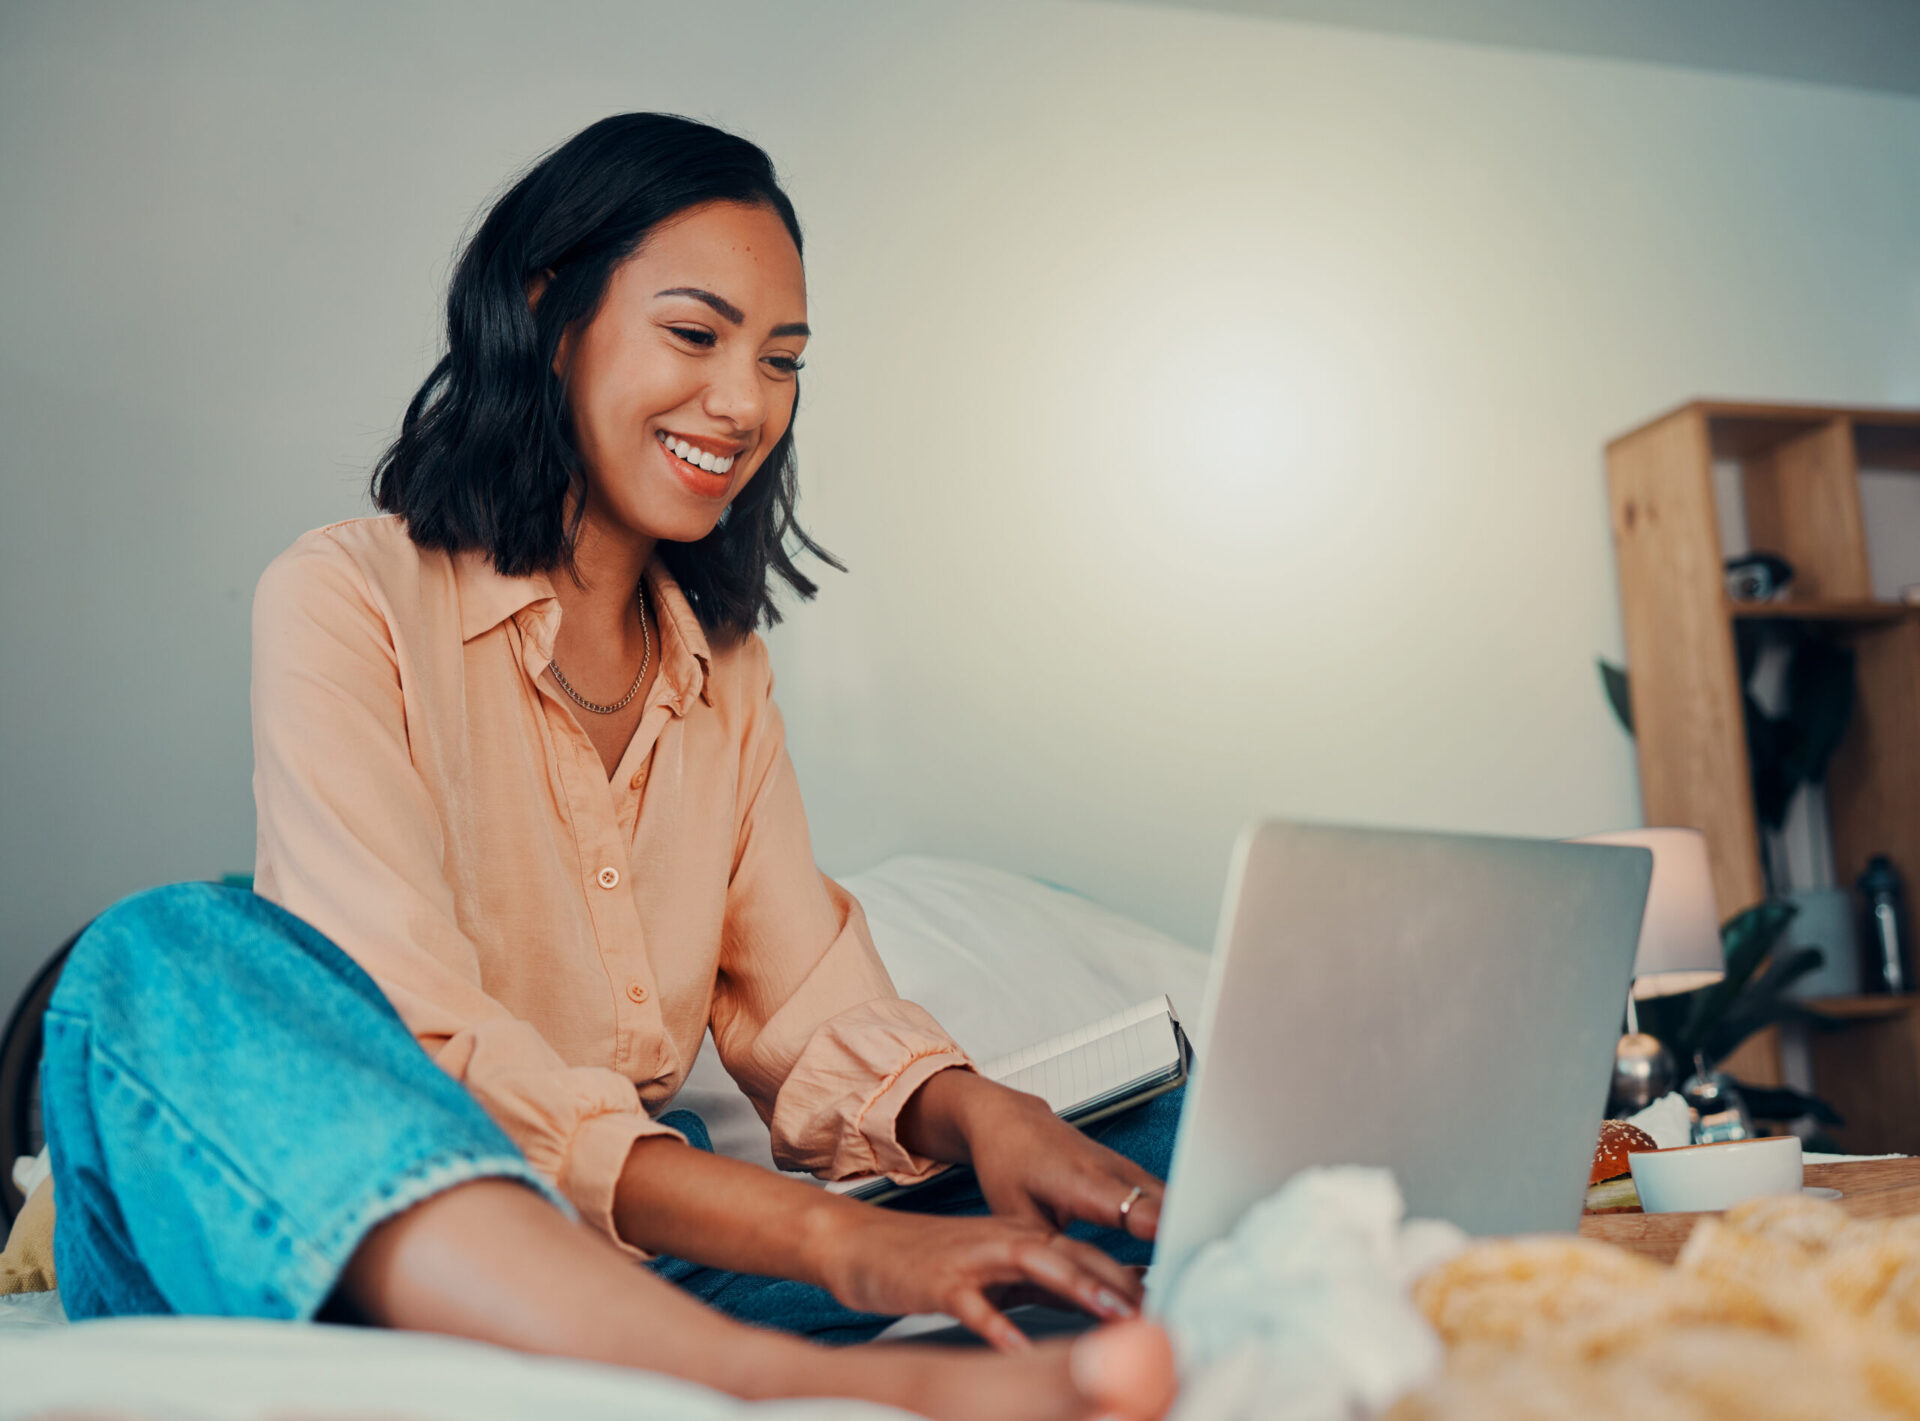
{"left": 2, "top": 1168, "right": 1461, "bottom": 1421}
{"left": 0, "top": 1316, "right": 914, "bottom": 1420}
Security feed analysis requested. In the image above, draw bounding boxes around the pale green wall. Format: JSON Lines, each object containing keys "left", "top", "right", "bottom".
{"left": 2, "top": 0, "right": 1918, "bottom": 1019}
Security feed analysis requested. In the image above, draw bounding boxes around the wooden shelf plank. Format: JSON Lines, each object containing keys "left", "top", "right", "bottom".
{"left": 1807, "top": 994, "right": 1918, "bottom": 1020}
{"left": 1693, "top": 400, "right": 1920, "bottom": 429}
{"left": 1607, "top": 400, "right": 1920, "bottom": 463}
{"left": 1728, "top": 599, "right": 1913, "bottom": 624}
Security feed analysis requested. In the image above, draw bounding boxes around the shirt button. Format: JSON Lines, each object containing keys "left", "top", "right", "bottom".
{"left": 626, "top": 983, "right": 649, "bottom": 1004}
{"left": 597, "top": 866, "right": 620, "bottom": 890}
{"left": 630, "top": 770, "right": 645, "bottom": 790}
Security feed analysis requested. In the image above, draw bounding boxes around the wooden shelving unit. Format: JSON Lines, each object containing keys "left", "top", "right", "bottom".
{"left": 1606, "top": 400, "right": 1920, "bottom": 1150}
{"left": 1809, "top": 994, "right": 1919, "bottom": 1022}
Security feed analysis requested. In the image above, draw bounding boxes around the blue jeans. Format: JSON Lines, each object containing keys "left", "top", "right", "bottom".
{"left": 44, "top": 883, "right": 1181, "bottom": 1341}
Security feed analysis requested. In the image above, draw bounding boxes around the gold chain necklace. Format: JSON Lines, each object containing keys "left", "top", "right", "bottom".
{"left": 549, "top": 585, "right": 650, "bottom": 715}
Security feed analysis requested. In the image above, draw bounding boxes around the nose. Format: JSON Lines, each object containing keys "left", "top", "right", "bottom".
{"left": 701, "top": 348, "right": 769, "bottom": 432}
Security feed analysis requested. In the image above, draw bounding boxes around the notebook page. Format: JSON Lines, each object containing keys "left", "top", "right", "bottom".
{"left": 987, "top": 1004, "right": 1178, "bottom": 1116}
{"left": 980, "top": 997, "right": 1171, "bottom": 1080}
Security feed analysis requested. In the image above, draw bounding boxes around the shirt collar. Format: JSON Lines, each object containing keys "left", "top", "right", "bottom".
{"left": 643, "top": 558, "right": 714, "bottom": 712}
{"left": 454, "top": 549, "right": 713, "bottom": 713}
{"left": 455, "top": 549, "right": 553, "bottom": 644}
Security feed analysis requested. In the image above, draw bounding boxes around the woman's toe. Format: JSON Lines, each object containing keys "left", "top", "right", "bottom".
{"left": 1068, "top": 1319, "right": 1176, "bottom": 1419}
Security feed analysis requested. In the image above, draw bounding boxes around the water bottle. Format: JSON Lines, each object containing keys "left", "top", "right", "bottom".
{"left": 1858, "top": 855, "right": 1912, "bottom": 995}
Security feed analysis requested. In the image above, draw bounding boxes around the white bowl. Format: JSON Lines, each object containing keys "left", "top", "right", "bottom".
{"left": 1628, "top": 1135, "right": 1803, "bottom": 1214}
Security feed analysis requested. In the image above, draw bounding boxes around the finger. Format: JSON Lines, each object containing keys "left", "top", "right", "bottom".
{"left": 1049, "top": 1233, "right": 1144, "bottom": 1310}
{"left": 950, "top": 1287, "right": 1031, "bottom": 1353}
{"left": 1011, "top": 1236, "right": 1137, "bottom": 1321}
{"left": 1054, "top": 1168, "right": 1164, "bottom": 1241}
{"left": 1101, "top": 1159, "right": 1165, "bottom": 1240}
{"left": 1119, "top": 1179, "right": 1164, "bottom": 1242}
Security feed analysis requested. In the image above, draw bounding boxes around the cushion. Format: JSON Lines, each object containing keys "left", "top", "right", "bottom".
{"left": 0, "top": 1180, "right": 55, "bottom": 1295}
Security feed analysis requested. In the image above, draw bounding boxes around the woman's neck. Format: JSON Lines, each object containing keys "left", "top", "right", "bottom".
{"left": 551, "top": 508, "right": 656, "bottom": 640}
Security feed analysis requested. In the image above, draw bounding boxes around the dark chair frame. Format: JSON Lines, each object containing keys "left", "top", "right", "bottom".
{"left": 0, "top": 928, "right": 83, "bottom": 1227}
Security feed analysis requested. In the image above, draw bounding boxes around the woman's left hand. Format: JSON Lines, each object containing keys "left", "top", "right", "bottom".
{"left": 900, "top": 1069, "right": 1165, "bottom": 1242}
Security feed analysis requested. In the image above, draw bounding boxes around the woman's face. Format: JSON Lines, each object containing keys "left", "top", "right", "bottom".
{"left": 560, "top": 199, "right": 808, "bottom": 549}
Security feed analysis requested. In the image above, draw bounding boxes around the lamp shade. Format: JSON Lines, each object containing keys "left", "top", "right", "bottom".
{"left": 1576, "top": 828, "right": 1725, "bottom": 1000}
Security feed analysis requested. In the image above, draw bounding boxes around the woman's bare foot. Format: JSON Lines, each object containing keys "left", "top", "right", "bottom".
{"left": 868, "top": 1320, "right": 1178, "bottom": 1421}
{"left": 344, "top": 1180, "right": 1176, "bottom": 1420}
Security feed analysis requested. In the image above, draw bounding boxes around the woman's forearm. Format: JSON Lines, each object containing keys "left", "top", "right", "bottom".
{"left": 612, "top": 1134, "right": 863, "bottom": 1284}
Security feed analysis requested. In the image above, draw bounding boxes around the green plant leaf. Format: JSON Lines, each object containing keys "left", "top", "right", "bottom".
{"left": 1678, "top": 901, "right": 1799, "bottom": 1057}
{"left": 1598, "top": 660, "right": 1633, "bottom": 736}
{"left": 1703, "top": 946, "right": 1826, "bottom": 1062}
{"left": 1723, "top": 1078, "right": 1844, "bottom": 1126}
{"left": 1634, "top": 990, "right": 1694, "bottom": 1059}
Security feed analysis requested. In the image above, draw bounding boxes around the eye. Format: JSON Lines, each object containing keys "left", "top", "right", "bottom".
{"left": 763, "top": 354, "right": 806, "bottom": 377}
{"left": 668, "top": 326, "right": 716, "bottom": 348}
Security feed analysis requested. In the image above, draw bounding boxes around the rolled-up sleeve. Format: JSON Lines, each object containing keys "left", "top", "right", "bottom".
{"left": 250, "top": 535, "right": 681, "bottom": 1250}
{"left": 708, "top": 638, "right": 973, "bottom": 1182}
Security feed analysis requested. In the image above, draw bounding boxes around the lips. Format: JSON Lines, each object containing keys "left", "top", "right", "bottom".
{"left": 655, "top": 429, "right": 736, "bottom": 498}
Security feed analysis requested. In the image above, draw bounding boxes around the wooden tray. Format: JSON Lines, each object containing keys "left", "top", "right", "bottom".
{"left": 1579, "top": 1158, "right": 1920, "bottom": 1264}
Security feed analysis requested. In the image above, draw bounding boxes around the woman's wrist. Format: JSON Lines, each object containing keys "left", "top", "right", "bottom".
{"left": 791, "top": 1188, "right": 872, "bottom": 1294}
{"left": 897, "top": 1065, "right": 983, "bottom": 1162}
{"left": 898, "top": 1067, "right": 1049, "bottom": 1165}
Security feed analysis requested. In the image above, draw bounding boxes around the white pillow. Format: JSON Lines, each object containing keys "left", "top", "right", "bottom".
{"left": 674, "top": 856, "right": 1211, "bottom": 1170}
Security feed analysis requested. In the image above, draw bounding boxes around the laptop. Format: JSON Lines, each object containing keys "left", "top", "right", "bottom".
{"left": 1147, "top": 819, "right": 1653, "bottom": 1295}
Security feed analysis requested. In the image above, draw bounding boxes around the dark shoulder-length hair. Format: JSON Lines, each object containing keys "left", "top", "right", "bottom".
{"left": 370, "top": 112, "right": 840, "bottom": 635}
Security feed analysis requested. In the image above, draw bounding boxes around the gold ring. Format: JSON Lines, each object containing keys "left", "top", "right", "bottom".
{"left": 1117, "top": 1184, "right": 1145, "bottom": 1229}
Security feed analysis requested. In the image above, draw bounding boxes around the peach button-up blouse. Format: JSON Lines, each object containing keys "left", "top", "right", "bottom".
{"left": 249, "top": 516, "right": 970, "bottom": 1249}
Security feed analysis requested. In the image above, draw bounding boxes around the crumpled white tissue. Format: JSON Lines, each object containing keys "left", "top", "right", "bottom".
{"left": 1624, "top": 1092, "right": 1692, "bottom": 1149}
{"left": 1156, "top": 1167, "right": 1468, "bottom": 1421}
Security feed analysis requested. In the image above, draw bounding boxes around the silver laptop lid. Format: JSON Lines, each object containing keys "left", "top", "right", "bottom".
{"left": 1151, "top": 820, "right": 1652, "bottom": 1292}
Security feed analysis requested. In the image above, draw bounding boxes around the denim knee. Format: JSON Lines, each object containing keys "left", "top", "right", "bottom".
{"left": 53, "top": 883, "right": 399, "bottom": 1056}
{"left": 44, "top": 880, "right": 566, "bottom": 1321}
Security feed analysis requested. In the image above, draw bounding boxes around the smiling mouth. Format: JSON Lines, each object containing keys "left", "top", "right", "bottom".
{"left": 655, "top": 430, "right": 739, "bottom": 475}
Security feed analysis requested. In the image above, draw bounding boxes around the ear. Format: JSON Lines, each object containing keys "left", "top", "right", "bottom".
{"left": 526, "top": 267, "right": 555, "bottom": 312}
{"left": 528, "top": 270, "right": 575, "bottom": 380}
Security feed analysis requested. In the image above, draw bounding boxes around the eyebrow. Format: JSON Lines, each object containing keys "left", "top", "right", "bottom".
{"left": 655, "top": 287, "right": 810, "bottom": 339}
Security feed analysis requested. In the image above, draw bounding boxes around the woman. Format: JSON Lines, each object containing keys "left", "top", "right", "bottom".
{"left": 43, "top": 114, "right": 1178, "bottom": 1419}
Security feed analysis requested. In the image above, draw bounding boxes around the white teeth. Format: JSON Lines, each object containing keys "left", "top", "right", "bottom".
{"left": 657, "top": 431, "right": 735, "bottom": 476}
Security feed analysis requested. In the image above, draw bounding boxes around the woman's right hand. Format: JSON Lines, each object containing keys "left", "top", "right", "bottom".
{"left": 811, "top": 1204, "right": 1146, "bottom": 1352}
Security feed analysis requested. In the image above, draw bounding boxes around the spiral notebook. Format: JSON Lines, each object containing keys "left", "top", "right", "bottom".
{"left": 829, "top": 996, "right": 1192, "bottom": 1202}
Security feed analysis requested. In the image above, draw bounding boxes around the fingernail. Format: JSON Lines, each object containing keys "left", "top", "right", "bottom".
{"left": 1095, "top": 1288, "right": 1134, "bottom": 1317}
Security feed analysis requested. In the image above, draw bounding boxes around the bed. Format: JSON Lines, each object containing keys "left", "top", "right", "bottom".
{"left": 0, "top": 856, "right": 1214, "bottom": 1417}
